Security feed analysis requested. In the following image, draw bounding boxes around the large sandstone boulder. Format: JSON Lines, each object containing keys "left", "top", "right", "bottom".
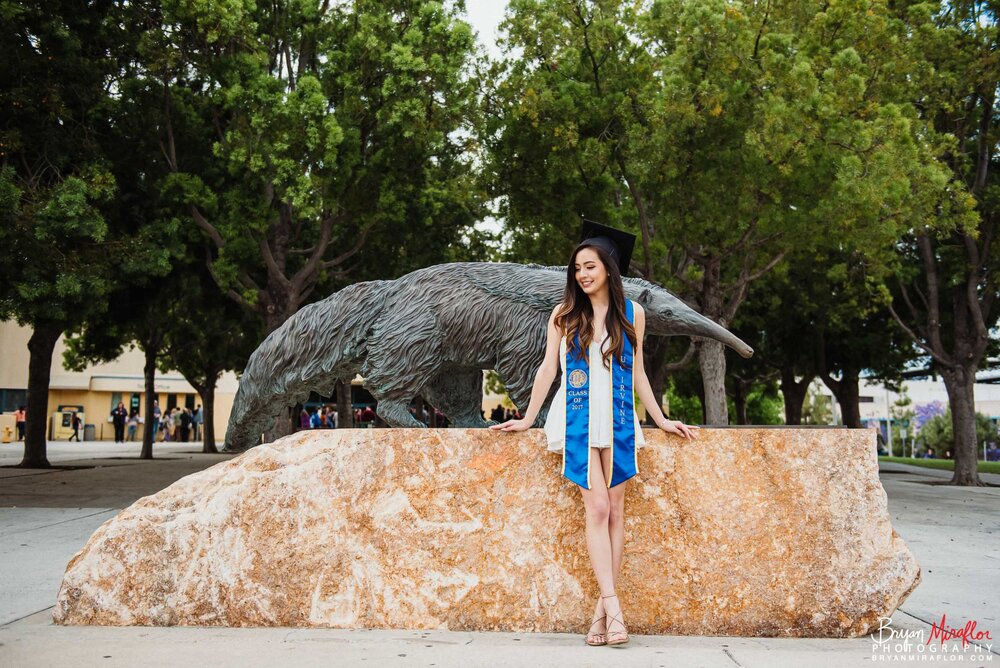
{"left": 53, "top": 427, "right": 920, "bottom": 636}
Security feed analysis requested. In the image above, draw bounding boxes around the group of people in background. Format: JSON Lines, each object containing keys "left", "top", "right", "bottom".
{"left": 301, "top": 405, "right": 341, "bottom": 430}
{"left": 109, "top": 400, "right": 203, "bottom": 443}
{"left": 295, "top": 402, "right": 453, "bottom": 430}
{"left": 409, "top": 404, "right": 450, "bottom": 427}
{"left": 488, "top": 404, "right": 522, "bottom": 424}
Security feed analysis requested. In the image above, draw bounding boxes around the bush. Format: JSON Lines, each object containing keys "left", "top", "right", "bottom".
{"left": 916, "top": 408, "right": 999, "bottom": 457}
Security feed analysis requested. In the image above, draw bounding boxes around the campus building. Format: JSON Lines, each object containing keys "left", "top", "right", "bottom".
{"left": 0, "top": 321, "right": 238, "bottom": 442}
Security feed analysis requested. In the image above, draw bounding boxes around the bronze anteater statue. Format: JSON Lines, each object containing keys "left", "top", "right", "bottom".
{"left": 224, "top": 262, "right": 754, "bottom": 450}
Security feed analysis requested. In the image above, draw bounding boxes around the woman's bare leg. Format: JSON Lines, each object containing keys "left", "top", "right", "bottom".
{"left": 581, "top": 448, "right": 613, "bottom": 638}
{"left": 600, "top": 447, "right": 627, "bottom": 584}
{"left": 599, "top": 446, "right": 628, "bottom": 638}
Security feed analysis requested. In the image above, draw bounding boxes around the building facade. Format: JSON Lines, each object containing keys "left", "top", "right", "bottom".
{"left": 0, "top": 321, "right": 239, "bottom": 441}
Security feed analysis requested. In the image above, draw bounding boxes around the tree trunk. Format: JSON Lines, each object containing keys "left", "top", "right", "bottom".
{"left": 21, "top": 322, "right": 63, "bottom": 468}
{"left": 821, "top": 368, "right": 862, "bottom": 427}
{"left": 696, "top": 258, "right": 729, "bottom": 425}
{"left": 732, "top": 377, "right": 749, "bottom": 425}
{"left": 780, "top": 366, "right": 813, "bottom": 425}
{"left": 941, "top": 366, "right": 984, "bottom": 486}
{"left": 698, "top": 339, "right": 729, "bottom": 424}
{"left": 201, "top": 381, "right": 217, "bottom": 453}
{"left": 258, "top": 286, "right": 301, "bottom": 443}
{"left": 645, "top": 336, "right": 670, "bottom": 421}
{"left": 140, "top": 346, "right": 157, "bottom": 460}
{"left": 336, "top": 379, "right": 354, "bottom": 428}
{"left": 261, "top": 282, "right": 300, "bottom": 337}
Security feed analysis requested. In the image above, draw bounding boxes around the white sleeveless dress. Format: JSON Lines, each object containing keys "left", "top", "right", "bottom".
{"left": 543, "top": 329, "right": 646, "bottom": 452}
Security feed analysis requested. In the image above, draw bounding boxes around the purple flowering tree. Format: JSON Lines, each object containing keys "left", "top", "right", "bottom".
{"left": 914, "top": 402, "right": 947, "bottom": 433}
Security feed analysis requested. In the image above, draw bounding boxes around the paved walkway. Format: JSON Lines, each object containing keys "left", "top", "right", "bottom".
{"left": 0, "top": 440, "right": 997, "bottom": 667}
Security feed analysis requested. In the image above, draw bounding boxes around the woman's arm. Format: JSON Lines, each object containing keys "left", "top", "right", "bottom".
{"left": 490, "top": 305, "right": 562, "bottom": 430}
{"left": 633, "top": 304, "right": 699, "bottom": 440}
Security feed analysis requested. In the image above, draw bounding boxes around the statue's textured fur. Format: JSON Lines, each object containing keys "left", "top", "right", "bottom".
{"left": 225, "top": 262, "right": 753, "bottom": 450}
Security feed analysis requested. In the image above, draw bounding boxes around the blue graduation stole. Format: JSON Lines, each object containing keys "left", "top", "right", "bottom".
{"left": 562, "top": 299, "right": 637, "bottom": 489}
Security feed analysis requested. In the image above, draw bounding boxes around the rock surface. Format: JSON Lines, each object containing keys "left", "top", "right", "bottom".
{"left": 53, "top": 427, "right": 920, "bottom": 636}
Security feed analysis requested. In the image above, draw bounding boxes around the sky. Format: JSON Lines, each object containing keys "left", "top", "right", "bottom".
{"left": 462, "top": 1, "right": 508, "bottom": 60}
{"left": 453, "top": 3, "right": 511, "bottom": 243}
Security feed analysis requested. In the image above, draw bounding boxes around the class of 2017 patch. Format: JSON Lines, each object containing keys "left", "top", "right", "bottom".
{"left": 568, "top": 369, "right": 588, "bottom": 388}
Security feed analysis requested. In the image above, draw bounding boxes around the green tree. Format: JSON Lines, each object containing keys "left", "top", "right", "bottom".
{"left": 886, "top": 1, "right": 1000, "bottom": 485}
{"left": 664, "top": 377, "right": 704, "bottom": 426}
{"left": 779, "top": 245, "right": 917, "bottom": 427}
{"left": 126, "top": 0, "right": 484, "bottom": 337}
{"left": 159, "top": 267, "right": 259, "bottom": 453}
{"left": 64, "top": 269, "right": 182, "bottom": 460}
{"left": 0, "top": 1, "right": 132, "bottom": 466}
{"left": 801, "top": 383, "right": 833, "bottom": 425}
{"left": 917, "top": 408, "right": 996, "bottom": 459}
{"left": 483, "top": 0, "right": 957, "bottom": 427}
{"left": 889, "top": 385, "right": 917, "bottom": 456}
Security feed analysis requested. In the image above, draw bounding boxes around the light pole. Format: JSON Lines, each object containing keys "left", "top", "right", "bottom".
{"left": 884, "top": 386, "right": 893, "bottom": 457}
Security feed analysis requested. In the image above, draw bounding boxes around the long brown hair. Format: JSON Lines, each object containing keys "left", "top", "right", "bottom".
{"left": 554, "top": 241, "right": 637, "bottom": 370}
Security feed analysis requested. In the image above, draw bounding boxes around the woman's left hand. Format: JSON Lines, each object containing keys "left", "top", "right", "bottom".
{"left": 657, "top": 418, "right": 699, "bottom": 439}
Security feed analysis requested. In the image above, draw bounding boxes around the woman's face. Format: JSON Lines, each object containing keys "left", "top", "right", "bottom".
{"left": 574, "top": 247, "right": 607, "bottom": 296}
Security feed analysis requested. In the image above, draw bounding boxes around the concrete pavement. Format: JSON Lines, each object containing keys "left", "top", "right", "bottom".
{"left": 1, "top": 440, "right": 997, "bottom": 667}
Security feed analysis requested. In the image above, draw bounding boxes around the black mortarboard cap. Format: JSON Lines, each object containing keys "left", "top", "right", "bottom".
{"left": 579, "top": 218, "right": 636, "bottom": 277}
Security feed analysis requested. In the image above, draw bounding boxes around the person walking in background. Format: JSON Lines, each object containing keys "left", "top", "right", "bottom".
{"left": 151, "top": 400, "right": 161, "bottom": 442}
{"left": 14, "top": 406, "right": 26, "bottom": 440}
{"left": 193, "top": 404, "right": 203, "bottom": 441}
{"left": 310, "top": 407, "right": 322, "bottom": 429}
{"left": 172, "top": 408, "right": 181, "bottom": 441}
{"left": 179, "top": 408, "right": 192, "bottom": 442}
{"left": 126, "top": 409, "right": 139, "bottom": 442}
{"left": 69, "top": 412, "right": 82, "bottom": 442}
{"left": 299, "top": 408, "right": 311, "bottom": 431}
{"left": 111, "top": 402, "right": 128, "bottom": 443}
{"left": 162, "top": 408, "right": 175, "bottom": 442}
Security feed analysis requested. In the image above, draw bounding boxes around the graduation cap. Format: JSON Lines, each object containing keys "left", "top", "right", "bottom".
{"left": 579, "top": 218, "right": 636, "bottom": 277}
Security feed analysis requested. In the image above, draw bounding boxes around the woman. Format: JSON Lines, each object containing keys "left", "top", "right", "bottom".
{"left": 491, "top": 223, "right": 698, "bottom": 647}
{"left": 162, "top": 409, "right": 175, "bottom": 442}
{"left": 126, "top": 409, "right": 140, "bottom": 442}
{"left": 14, "top": 406, "right": 26, "bottom": 441}
{"left": 111, "top": 402, "right": 128, "bottom": 443}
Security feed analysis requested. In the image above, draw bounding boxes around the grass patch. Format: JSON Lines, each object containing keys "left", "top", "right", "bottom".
{"left": 878, "top": 456, "right": 1000, "bottom": 475}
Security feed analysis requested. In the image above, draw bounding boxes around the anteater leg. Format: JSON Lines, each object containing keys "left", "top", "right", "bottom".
{"left": 496, "top": 362, "right": 558, "bottom": 427}
{"left": 423, "top": 368, "right": 491, "bottom": 427}
{"left": 372, "top": 394, "right": 427, "bottom": 427}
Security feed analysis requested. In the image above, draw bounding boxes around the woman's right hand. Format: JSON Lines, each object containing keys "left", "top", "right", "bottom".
{"left": 489, "top": 418, "right": 532, "bottom": 432}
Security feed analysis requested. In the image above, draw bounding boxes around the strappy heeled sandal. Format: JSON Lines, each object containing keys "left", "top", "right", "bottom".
{"left": 602, "top": 593, "right": 630, "bottom": 646}
{"left": 585, "top": 613, "right": 607, "bottom": 646}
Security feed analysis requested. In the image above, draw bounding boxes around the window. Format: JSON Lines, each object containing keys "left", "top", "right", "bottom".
{"left": 0, "top": 389, "right": 27, "bottom": 413}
